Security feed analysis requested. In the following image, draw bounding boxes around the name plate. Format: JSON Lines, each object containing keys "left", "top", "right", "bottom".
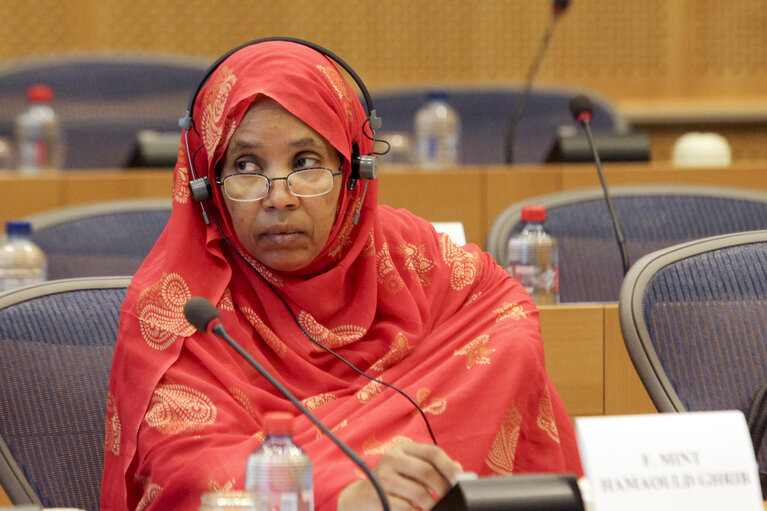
{"left": 576, "top": 411, "right": 762, "bottom": 511}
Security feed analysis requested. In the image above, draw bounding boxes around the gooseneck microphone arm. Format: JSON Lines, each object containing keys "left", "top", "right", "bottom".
{"left": 504, "top": 0, "right": 571, "bottom": 163}
{"left": 183, "top": 297, "right": 391, "bottom": 511}
{"left": 569, "top": 95, "right": 631, "bottom": 275}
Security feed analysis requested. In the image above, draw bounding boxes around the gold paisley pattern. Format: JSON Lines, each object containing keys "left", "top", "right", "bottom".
{"left": 363, "top": 230, "right": 376, "bottom": 257}
{"left": 356, "top": 379, "right": 385, "bottom": 403}
{"left": 302, "top": 392, "right": 338, "bottom": 410}
{"left": 486, "top": 405, "right": 523, "bottom": 475}
{"left": 397, "top": 243, "right": 435, "bottom": 286}
{"left": 208, "top": 478, "right": 235, "bottom": 493}
{"left": 315, "top": 418, "right": 349, "bottom": 440}
{"left": 218, "top": 288, "right": 234, "bottom": 312}
{"left": 440, "top": 234, "right": 483, "bottom": 290}
{"left": 229, "top": 387, "right": 258, "bottom": 420}
{"left": 316, "top": 64, "right": 354, "bottom": 122}
{"left": 241, "top": 253, "right": 284, "bottom": 287}
{"left": 377, "top": 243, "right": 405, "bottom": 294}
{"left": 104, "top": 392, "right": 121, "bottom": 455}
{"left": 240, "top": 306, "right": 287, "bottom": 356}
{"left": 415, "top": 388, "right": 447, "bottom": 415}
{"left": 145, "top": 382, "right": 217, "bottom": 435}
{"left": 201, "top": 66, "right": 236, "bottom": 158}
{"left": 137, "top": 273, "right": 196, "bottom": 350}
{"left": 537, "top": 386, "right": 560, "bottom": 443}
{"left": 172, "top": 158, "right": 191, "bottom": 204}
{"left": 136, "top": 482, "right": 162, "bottom": 511}
{"left": 362, "top": 434, "right": 411, "bottom": 455}
{"left": 370, "top": 333, "right": 413, "bottom": 373}
{"left": 462, "top": 292, "right": 483, "bottom": 308}
{"left": 328, "top": 198, "right": 360, "bottom": 258}
{"left": 453, "top": 334, "right": 495, "bottom": 369}
{"left": 298, "top": 311, "right": 366, "bottom": 351}
{"left": 494, "top": 302, "right": 530, "bottom": 322}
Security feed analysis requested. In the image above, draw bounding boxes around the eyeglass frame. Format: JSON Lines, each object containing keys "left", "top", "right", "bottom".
{"left": 215, "top": 163, "right": 344, "bottom": 202}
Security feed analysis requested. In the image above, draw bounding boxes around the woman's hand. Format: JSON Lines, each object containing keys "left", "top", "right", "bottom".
{"left": 337, "top": 440, "right": 464, "bottom": 511}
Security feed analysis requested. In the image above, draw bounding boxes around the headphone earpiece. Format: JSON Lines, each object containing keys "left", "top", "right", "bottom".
{"left": 348, "top": 142, "right": 378, "bottom": 190}
{"left": 190, "top": 176, "right": 212, "bottom": 203}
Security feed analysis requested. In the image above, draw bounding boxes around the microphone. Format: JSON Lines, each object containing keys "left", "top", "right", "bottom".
{"left": 569, "top": 94, "right": 630, "bottom": 275}
{"left": 504, "top": 0, "right": 571, "bottom": 163}
{"left": 183, "top": 297, "right": 391, "bottom": 511}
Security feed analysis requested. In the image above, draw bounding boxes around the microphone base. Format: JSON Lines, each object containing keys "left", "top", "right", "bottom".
{"left": 432, "top": 473, "right": 584, "bottom": 511}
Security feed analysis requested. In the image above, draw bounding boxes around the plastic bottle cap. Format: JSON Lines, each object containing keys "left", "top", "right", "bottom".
{"left": 263, "top": 411, "right": 295, "bottom": 436}
{"left": 521, "top": 205, "right": 546, "bottom": 223}
{"left": 26, "top": 83, "right": 54, "bottom": 103}
{"left": 6, "top": 220, "right": 32, "bottom": 236}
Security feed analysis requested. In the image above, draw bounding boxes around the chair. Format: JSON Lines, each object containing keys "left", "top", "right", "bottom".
{"left": 0, "top": 52, "right": 208, "bottom": 168}
{"left": 618, "top": 230, "right": 767, "bottom": 472}
{"left": 25, "top": 198, "right": 172, "bottom": 279}
{"left": 0, "top": 276, "right": 131, "bottom": 511}
{"left": 486, "top": 185, "right": 767, "bottom": 302}
{"left": 371, "top": 84, "right": 627, "bottom": 164}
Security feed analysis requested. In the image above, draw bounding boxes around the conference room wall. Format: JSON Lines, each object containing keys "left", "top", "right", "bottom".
{"left": 0, "top": 0, "right": 764, "bottom": 103}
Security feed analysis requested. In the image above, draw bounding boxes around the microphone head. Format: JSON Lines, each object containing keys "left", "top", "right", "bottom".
{"left": 569, "top": 94, "right": 594, "bottom": 123}
{"left": 553, "top": 0, "right": 570, "bottom": 15}
{"left": 184, "top": 296, "right": 221, "bottom": 333}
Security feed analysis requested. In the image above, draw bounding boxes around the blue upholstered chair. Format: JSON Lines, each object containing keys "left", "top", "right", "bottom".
{"left": 0, "top": 276, "right": 131, "bottom": 511}
{"left": 25, "top": 198, "right": 171, "bottom": 279}
{"left": 486, "top": 185, "right": 767, "bottom": 303}
{"left": 371, "top": 85, "right": 626, "bottom": 164}
{"left": 618, "top": 230, "right": 767, "bottom": 474}
{"left": 0, "top": 53, "right": 207, "bottom": 168}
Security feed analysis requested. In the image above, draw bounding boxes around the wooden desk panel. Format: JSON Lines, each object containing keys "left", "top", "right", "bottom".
{"left": 539, "top": 304, "right": 605, "bottom": 417}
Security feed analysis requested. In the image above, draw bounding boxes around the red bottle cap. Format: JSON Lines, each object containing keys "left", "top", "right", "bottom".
{"left": 521, "top": 205, "right": 546, "bottom": 223}
{"left": 264, "top": 411, "right": 295, "bottom": 436}
{"left": 26, "top": 83, "right": 54, "bottom": 103}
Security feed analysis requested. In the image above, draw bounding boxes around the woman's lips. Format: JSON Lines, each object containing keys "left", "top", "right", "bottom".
{"left": 261, "top": 226, "right": 304, "bottom": 246}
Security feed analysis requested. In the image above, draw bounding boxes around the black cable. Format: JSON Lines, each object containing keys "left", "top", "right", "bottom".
{"left": 207, "top": 207, "right": 440, "bottom": 446}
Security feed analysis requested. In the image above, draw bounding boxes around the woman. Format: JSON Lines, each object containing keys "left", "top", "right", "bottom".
{"left": 101, "top": 40, "right": 581, "bottom": 511}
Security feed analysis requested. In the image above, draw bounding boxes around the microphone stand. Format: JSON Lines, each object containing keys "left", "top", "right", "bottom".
{"left": 578, "top": 117, "right": 631, "bottom": 275}
{"left": 505, "top": 10, "right": 563, "bottom": 163}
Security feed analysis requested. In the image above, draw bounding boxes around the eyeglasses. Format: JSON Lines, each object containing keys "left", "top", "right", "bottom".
{"left": 216, "top": 165, "right": 343, "bottom": 202}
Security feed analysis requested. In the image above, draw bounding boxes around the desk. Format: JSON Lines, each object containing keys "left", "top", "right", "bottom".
{"left": 538, "top": 303, "right": 656, "bottom": 419}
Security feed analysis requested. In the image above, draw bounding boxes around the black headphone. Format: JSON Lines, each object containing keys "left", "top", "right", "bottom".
{"left": 179, "top": 37, "right": 381, "bottom": 206}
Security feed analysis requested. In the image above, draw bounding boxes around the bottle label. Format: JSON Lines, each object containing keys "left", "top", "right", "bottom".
{"left": 506, "top": 263, "right": 559, "bottom": 303}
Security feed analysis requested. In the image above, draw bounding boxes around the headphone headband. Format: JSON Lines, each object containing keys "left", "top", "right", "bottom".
{"left": 181, "top": 37, "right": 380, "bottom": 215}
{"left": 179, "top": 37, "right": 381, "bottom": 132}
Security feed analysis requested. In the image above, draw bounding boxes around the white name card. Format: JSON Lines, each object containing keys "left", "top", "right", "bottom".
{"left": 431, "top": 222, "right": 466, "bottom": 245}
{"left": 576, "top": 411, "right": 763, "bottom": 511}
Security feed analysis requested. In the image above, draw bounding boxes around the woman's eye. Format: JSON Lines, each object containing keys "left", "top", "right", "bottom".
{"left": 235, "top": 160, "right": 259, "bottom": 173}
{"left": 294, "top": 156, "right": 319, "bottom": 170}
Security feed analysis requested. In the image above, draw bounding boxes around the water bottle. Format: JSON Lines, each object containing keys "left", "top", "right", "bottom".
{"left": 0, "top": 221, "right": 48, "bottom": 292}
{"left": 246, "top": 412, "right": 313, "bottom": 511}
{"left": 413, "top": 89, "right": 460, "bottom": 168}
{"left": 15, "top": 83, "right": 64, "bottom": 172}
{"left": 506, "top": 205, "right": 559, "bottom": 305}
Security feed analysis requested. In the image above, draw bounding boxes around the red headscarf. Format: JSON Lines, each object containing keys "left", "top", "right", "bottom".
{"left": 101, "top": 40, "right": 581, "bottom": 511}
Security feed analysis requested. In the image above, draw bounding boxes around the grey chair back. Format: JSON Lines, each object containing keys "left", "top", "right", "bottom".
{"left": 486, "top": 185, "right": 767, "bottom": 302}
{"left": 0, "top": 53, "right": 207, "bottom": 168}
{"left": 618, "top": 230, "right": 767, "bottom": 470}
{"left": 372, "top": 84, "right": 626, "bottom": 164}
{"left": 25, "top": 198, "right": 171, "bottom": 280}
{"left": 0, "top": 276, "right": 131, "bottom": 511}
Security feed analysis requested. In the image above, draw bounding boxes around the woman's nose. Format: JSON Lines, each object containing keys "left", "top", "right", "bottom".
{"left": 262, "top": 177, "right": 299, "bottom": 208}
